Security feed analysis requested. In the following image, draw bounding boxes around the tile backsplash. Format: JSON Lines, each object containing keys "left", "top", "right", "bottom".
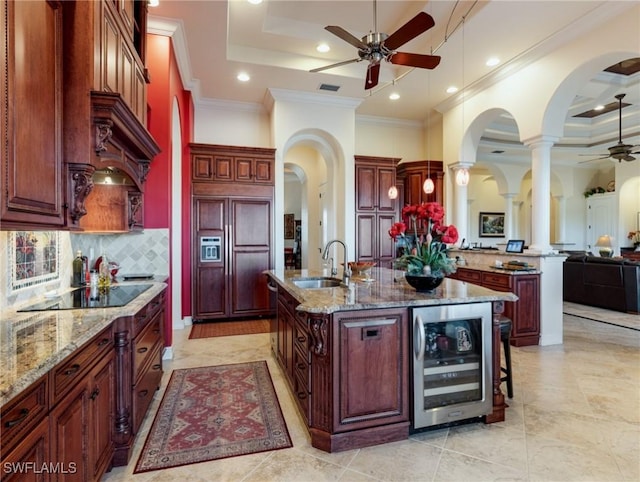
{"left": 1, "top": 228, "right": 169, "bottom": 311}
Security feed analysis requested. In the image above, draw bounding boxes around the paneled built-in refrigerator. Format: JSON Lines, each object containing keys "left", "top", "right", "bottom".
{"left": 193, "top": 196, "right": 273, "bottom": 321}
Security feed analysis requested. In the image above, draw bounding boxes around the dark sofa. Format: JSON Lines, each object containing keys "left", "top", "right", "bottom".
{"left": 563, "top": 255, "right": 640, "bottom": 313}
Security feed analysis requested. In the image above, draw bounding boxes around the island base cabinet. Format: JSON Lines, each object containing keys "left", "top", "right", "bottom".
{"left": 307, "top": 308, "right": 410, "bottom": 452}
{"left": 0, "top": 417, "right": 50, "bottom": 482}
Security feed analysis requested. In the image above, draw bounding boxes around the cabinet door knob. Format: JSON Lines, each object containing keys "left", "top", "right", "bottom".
{"left": 90, "top": 388, "right": 100, "bottom": 400}
{"left": 137, "top": 347, "right": 148, "bottom": 354}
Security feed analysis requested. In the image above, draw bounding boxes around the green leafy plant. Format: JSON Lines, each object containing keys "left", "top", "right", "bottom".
{"left": 583, "top": 186, "right": 606, "bottom": 198}
{"left": 388, "top": 202, "right": 458, "bottom": 277}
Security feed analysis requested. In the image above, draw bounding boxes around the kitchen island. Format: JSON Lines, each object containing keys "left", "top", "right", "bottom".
{"left": 265, "top": 267, "right": 517, "bottom": 453}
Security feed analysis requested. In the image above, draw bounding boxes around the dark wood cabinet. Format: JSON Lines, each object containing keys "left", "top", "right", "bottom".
{"left": 333, "top": 309, "right": 409, "bottom": 432}
{"left": 449, "top": 268, "right": 540, "bottom": 346}
{"left": 355, "top": 156, "right": 400, "bottom": 268}
{"left": 1, "top": 0, "right": 157, "bottom": 231}
{"left": 0, "top": 416, "right": 50, "bottom": 482}
{"left": 191, "top": 143, "right": 275, "bottom": 322}
{"left": 112, "top": 290, "right": 165, "bottom": 466}
{"left": 274, "top": 286, "right": 410, "bottom": 452}
{"left": 49, "top": 327, "right": 115, "bottom": 482}
{"left": 396, "top": 160, "right": 445, "bottom": 212}
{"left": 190, "top": 144, "right": 275, "bottom": 184}
{"left": 0, "top": 0, "right": 64, "bottom": 229}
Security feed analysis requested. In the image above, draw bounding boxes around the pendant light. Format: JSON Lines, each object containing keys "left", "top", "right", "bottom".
{"left": 456, "top": 16, "right": 471, "bottom": 187}
{"left": 388, "top": 185, "right": 398, "bottom": 199}
{"left": 423, "top": 160, "right": 434, "bottom": 194}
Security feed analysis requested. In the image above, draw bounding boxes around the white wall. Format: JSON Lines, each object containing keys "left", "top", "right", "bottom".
{"left": 194, "top": 100, "right": 270, "bottom": 146}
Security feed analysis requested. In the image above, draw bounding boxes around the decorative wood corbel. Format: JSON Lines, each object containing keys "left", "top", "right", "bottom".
{"left": 67, "top": 163, "right": 95, "bottom": 224}
{"left": 128, "top": 193, "right": 142, "bottom": 229}
{"left": 95, "top": 120, "right": 113, "bottom": 154}
{"left": 309, "top": 313, "right": 329, "bottom": 357}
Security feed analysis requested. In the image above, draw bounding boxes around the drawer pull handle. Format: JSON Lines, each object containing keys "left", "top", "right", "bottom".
{"left": 297, "top": 391, "right": 307, "bottom": 399}
{"left": 139, "top": 390, "right": 149, "bottom": 398}
{"left": 152, "top": 364, "right": 162, "bottom": 371}
{"left": 98, "top": 338, "right": 110, "bottom": 347}
{"left": 296, "top": 362, "right": 306, "bottom": 370}
{"left": 90, "top": 388, "right": 100, "bottom": 401}
{"left": 5, "top": 408, "right": 29, "bottom": 428}
{"left": 153, "top": 329, "right": 160, "bottom": 335}
{"left": 296, "top": 336, "right": 306, "bottom": 343}
{"left": 137, "top": 347, "right": 148, "bottom": 354}
{"left": 64, "top": 364, "right": 81, "bottom": 376}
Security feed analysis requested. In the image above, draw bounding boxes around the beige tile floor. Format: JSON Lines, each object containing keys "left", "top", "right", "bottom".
{"left": 103, "top": 309, "right": 640, "bottom": 482}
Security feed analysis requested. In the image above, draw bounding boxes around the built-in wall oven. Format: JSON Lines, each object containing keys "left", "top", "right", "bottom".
{"left": 411, "top": 303, "right": 493, "bottom": 429}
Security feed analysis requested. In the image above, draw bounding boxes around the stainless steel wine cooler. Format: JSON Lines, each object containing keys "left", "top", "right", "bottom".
{"left": 412, "top": 303, "right": 493, "bottom": 429}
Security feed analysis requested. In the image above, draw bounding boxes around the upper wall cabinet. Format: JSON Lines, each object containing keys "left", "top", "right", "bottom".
{"left": 1, "top": 0, "right": 65, "bottom": 229}
{"left": 63, "top": 0, "right": 159, "bottom": 231}
{"left": 396, "top": 160, "right": 444, "bottom": 207}
{"left": 190, "top": 144, "right": 275, "bottom": 185}
{"left": 0, "top": 0, "right": 158, "bottom": 231}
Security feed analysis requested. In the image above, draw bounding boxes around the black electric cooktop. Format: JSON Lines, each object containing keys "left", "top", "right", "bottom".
{"left": 18, "top": 284, "right": 153, "bottom": 312}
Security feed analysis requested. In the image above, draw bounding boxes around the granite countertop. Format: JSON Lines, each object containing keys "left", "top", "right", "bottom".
{"left": 0, "top": 281, "right": 167, "bottom": 406}
{"left": 266, "top": 267, "right": 518, "bottom": 314}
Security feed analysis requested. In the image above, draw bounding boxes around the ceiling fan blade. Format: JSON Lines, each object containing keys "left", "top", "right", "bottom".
{"left": 384, "top": 12, "right": 435, "bottom": 50}
{"left": 365, "top": 63, "right": 380, "bottom": 90}
{"left": 623, "top": 155, "right": 636, "bottom": 162}
{"left": 390, "top": 52, "right": 441, "bottom": 69}
{"left": 578, "top": 153, "right": 608, "bottom": 157}
{"left": 310, "top": 58, "right": 361, "bottom": 73}
{"left": 325, "top": 26, "right": 368, "bottom": 50}
{"left": 578, "top": 156, "right": 609, "bottom": 164}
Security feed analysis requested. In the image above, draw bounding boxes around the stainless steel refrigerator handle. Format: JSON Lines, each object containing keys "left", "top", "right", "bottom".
{"left": 414, "top": 314, "right": 426, "bottom": 362}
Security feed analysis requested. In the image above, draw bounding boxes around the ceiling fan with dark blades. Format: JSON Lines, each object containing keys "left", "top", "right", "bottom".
{"left": 310, "top": 0, "right": 441, "bottom": 90}
{"left": 579, "top": 93, "right": 640, "bottom": 163}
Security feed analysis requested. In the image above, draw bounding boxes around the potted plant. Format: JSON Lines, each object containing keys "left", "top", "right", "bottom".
{"left": 388, "top": 202, "right": 458, "bottom": 291}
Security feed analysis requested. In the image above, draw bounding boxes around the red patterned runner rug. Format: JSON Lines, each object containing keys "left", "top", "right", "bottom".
{"left": 134, "top": 361, "right": 292, "bottom": 473}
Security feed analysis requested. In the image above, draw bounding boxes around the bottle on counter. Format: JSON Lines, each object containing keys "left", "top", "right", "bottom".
{"left": 98, "top": 253, "right": 111, "bottom": 289}
{"left": 72, "top": 250, "right": 84, "bottom": 287}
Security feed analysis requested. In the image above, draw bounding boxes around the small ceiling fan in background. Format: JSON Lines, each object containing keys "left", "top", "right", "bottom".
{"left": 310, "top": 0, "right": 441, "bottom": 90}
{"left": 580, "top": 93, "right": 640, "bottom": 163}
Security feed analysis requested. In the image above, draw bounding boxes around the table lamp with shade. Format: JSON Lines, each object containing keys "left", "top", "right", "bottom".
{"left": 595, "top": 235, "right": 614, "bottom": 257}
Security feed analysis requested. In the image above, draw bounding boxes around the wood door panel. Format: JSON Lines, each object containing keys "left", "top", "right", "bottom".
{"left": 377, "top": 214, "right": 397, "bottom": 265}
{"left": 196, "top": 198, "right": 225, "bottom": 231}
{"left": 195, "top": 266, "right": 226, "bottom": 317}
{"left": 1, "top": 0, "right": 63, "bottom": 225}
{"left": 356, "top": 165, "right": 376, "bottom": 211}
{"left": 356, "top": 214, "right": 375, "bottom": 261}
{"left": 377, "top": 167, "right": 396, "bottom": 211}
{"left": 336, "top": 312, "right": 406, "bottom": 429}
{"left": 232, "top": 199, "right": 271, "bottom": 247}
{"left": 232, "top": 250, "right": 271, "bottom": 313}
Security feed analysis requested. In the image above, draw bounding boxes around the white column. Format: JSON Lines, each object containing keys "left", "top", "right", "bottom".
{"left": 524, "top": 135, "right": 558, "bottom": 253}
{"left": 513, "top": 200, "right": 523, "bottom": 239}
{"left": 553, "top": 195, "right": 566, "bottom": 244}
{"left": 502, "top": 193, "right": 516, "bottom": 240}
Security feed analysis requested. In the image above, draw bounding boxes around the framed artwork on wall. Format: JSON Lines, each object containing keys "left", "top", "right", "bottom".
{"left": 479, "top": 212, "right": 505, "bottom": 237}
{"left": 284, "top": 213, "right": 295, "bottom": 239}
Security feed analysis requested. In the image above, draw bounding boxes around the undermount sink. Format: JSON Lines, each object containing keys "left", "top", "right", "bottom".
{"left": 292, "top": 277, "right": 342, "bottom": 289}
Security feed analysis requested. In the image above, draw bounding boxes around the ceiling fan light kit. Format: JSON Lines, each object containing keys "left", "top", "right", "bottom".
{"left": 579, "top": 93, "right": 640, "bottom": 164}
{"left": 311, "top": 2, "right": 441, "bottom": 90}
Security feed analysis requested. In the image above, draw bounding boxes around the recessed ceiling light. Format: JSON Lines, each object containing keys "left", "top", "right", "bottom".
{"left": 594, "top": 104, "right": 605, "bottom": 111}
{"left": 486, "top": 57, "right": 500, "bottom": 67}
{"left": 316, "top": 43, "right": 330, "bottom": 53}
{"left": 446, "top": 86, "right": 458, "bottom": 94}
{"left": 247, "top": 0, "right": 263, "bottom": 5}
{"left": 237, "top": 72, "right": 250, "bottom": 82}
{"left": 389, "top": 92, "right": 400, "bottom": 100}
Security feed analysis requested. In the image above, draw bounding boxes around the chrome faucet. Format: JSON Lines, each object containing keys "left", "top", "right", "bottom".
{"left": 322, "top": 239, "right": 351, "bottom": 287}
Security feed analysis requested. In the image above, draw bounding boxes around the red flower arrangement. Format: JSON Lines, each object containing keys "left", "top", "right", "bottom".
{"left": 388, "top": 202, "right": 459, "bottom": 276}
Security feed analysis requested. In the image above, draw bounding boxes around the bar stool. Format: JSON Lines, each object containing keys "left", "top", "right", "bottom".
{"left": 495, "top": 314, "right": 514, "bottom": 399}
